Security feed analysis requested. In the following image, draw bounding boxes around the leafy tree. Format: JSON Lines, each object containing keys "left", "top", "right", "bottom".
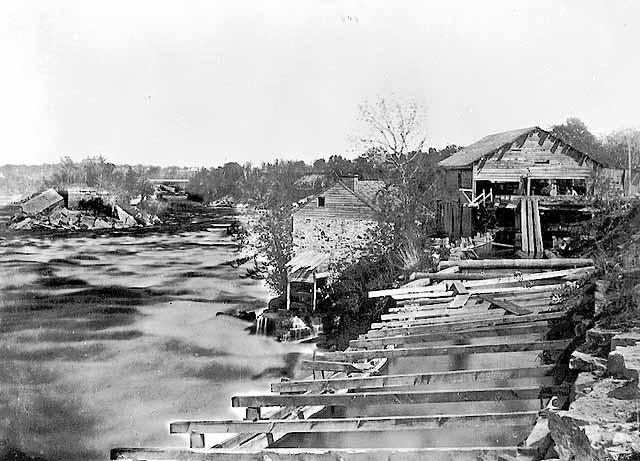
{"left": 255, "top": 206, "right": 294, "bottom": 295}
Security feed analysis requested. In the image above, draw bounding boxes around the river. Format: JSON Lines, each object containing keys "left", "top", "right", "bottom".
{"left": 0, "top": 208, "right": 309, "bottom": 460}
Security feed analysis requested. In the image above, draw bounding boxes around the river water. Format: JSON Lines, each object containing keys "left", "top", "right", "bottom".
{"left": 0, "top": 210, "right": 310, "bottom": 460}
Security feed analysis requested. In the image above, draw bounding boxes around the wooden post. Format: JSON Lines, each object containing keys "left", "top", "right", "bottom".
{"left": 189, "top": 432, "right": 205, "bottom": 449}
{"left": 312, "top": 277, "right": 317, "bottom": 312}
{"left": 520, "top": 199, "right": 529, "bottom": 254}
{"left": 286, "top": 280, "right": 291, "bottom": 310}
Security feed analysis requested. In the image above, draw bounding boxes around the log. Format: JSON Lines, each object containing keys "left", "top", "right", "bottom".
{"left": 371, "top": 311, "right": 507, "bottom": 329}
{"left": 272, "top": 365, "right": 555, "bottom": 393}
{"left": 110, "top": 447, "right": 538, "bottom": 461}
{"left": 463, "top": 267, "right": 594, "bottom": 288}
{"left": 231, "top": 385, "right": 569, "bottom": 408}
{"left": 320, "top": 339, "right": 571, "bottom": 362}
{"left": 438, "top": 258, "right": 593, "bottom": 270}
{"left": 170, "top": 411, "right": 539, "bottom": 434}
{"left": 380, "top": 304, "right": 491, "bottom": 322}
{"left": 350, "top": 322, "right": 550, "bottom": 348}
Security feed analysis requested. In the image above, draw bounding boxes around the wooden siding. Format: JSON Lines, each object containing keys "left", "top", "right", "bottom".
{"left": 474, "top": 131, "right": 594, "bottom": 182}
{"left": 295, "top": 183, "right": 376, "bottom": 220}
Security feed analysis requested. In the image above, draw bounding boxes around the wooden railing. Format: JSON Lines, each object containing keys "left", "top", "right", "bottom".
{"left": 460, "top": 188, "right": 493, "bottom": 206}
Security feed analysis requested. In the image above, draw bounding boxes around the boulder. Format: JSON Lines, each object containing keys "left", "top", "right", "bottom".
{"left": 9, "top": 217, "right": 33, "bottom": 230}
{"left": 79, "top": 215, "right": 95, "bottom": 229}
{"left": 21, "top": 189, "right": 63, "bottom": 215}
{"left": 93, "top": 218, "right": 111, "bottom": 229}
{"left": 115, "top": 205, "right": 137, "bottom": 227}
{"left": 570, "top": 351, "right": 608, "bottom": 376}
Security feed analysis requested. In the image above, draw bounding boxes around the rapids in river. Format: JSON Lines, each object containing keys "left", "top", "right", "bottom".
{"left": 0, "top": 208, "right": 309, "bottom": 460}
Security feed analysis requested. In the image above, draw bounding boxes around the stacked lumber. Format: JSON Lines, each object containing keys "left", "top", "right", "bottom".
{"left": 110, "top": 257, "right": 591, "bottom": 461}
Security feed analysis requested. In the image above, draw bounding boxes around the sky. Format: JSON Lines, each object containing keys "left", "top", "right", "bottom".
{"left": 1, "top": 0, "right": 639, "bottom": 167}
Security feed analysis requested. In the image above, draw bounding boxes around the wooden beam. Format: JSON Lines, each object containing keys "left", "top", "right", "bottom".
{"left": 463, "top": 267, "right": 595, "bottom": 288}
{"left": 532, "top": 198, "right": 544, "bottom": 254}
{"left": 231, "top": 385, "right": 569, "bottom": 408}
{"left": 300, "top": 360, "right": 364, "bottom": 373}
{"left": 371, "top": 311, "right": 507, "bottom": 329}
{"left": 396, "top": 296, "right": 455, "bottom": 307}
{"left": 365, "top": 311, "right": 566, "bottom": 338}
{"left": 391, "top": 291, "right": 455, "bottom": 301}
{"left": 380, "top": 305, "right": 491, "bottom": 322}
{"left": 526, "top": 198, "right": 535, "bottom": 254}
{"left": 468, "top": 284, "right": 565, "bottom": 295}
{"left": 480, "top": 294, "right": 532, "bottom": 316}
{"left": 368, "top": 282, "right": 447, "bottom": 299}
{"left": 351, "top": 322, "right": 550, "bottom": 348}
{"left": 320, "top": 339, "right": 571, "bottom": 362}
{"left": 521, "top": 199, "right": 529, "bottom": 253}
{"left": 450, "top": 293, "right": 471, "bottom": 308}
{"left": 170, "top": 411, "right": 539, "bottom": 434}
{"left": 111, "top": 447, "right": 538, "bottom": 461}
{"left": 272, "top": 365, "right": 555, "bottom": 393}
{"left": 438, "top": 258, "right": 593, "bottom": 270}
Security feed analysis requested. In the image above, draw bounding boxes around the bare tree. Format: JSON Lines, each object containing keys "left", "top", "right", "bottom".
{"left": 357, "top": 96, "right": 427, "bottom": 183}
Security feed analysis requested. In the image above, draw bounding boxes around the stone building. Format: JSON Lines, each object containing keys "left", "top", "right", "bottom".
{"left": 291, "top": 175, "right": 384, "bottom": 262}
{"left": 286, "top": 176, "right": 384, "bottom": 312}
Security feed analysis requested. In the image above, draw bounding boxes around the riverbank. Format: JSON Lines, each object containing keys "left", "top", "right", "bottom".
{"left": 0, "top": 206, "right": 312, "bottom": 461}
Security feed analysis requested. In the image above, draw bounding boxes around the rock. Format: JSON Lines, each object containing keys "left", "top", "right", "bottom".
{"left": 93, "top": 218, "right": 111, "bottom": 229}
{"left": 20, "top": 189, "right": 63, "bottom": 215}
{"left": 572, "top": 372, "right": 599, "bottom": 401}
{"left": 570, "top": 351, "right": 608, "bottom": 376}
{"left": 9, "top": 217, "right": 33, "bottom": 230}
{"left": 608, "top": 331, "right": 640, "bottom": 381}
{"left": 586, "top": 328, "right": 618, "bottom": 356}
{"left": 524, "top": 414, "right": 555, "bottom": 459}
{"left": 115, "top": 205, "right": 137, "bottom": 227}
{"left": 79, "top": 215, "right": 95, "bottom": 229}
{"left": 549, "top": 377, "right": 640, "bottom": 461}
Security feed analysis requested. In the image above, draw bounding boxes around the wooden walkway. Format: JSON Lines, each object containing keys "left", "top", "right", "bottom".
{"left": 111, "top": 258, "right": 589, "bottom": 461}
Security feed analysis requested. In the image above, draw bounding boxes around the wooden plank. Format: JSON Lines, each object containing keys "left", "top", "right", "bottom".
{"left": 450, "top": 293, "right": 471, "bottom": 308}
{"left": 391, "top": 291, "right": 455, "bottom": 301}
{"left": 526, "top": 198, "right": 535, "bottom": 254}
{"left": 372, "top": 311, "right": 507, "bottom": 329}
{"left": 521, "top": 199, "right": 529, "bottom": 254}
{"left": 396, "top": 296, "right": 455, "bottom": 307}
{"left": 111, "top": 447, "right": 538, "bottom": 461}
{"left": 368, "top": 282, "right": 447, "bottom": 298}
{"left": 452, "top": 281, "right": 469, "bottom": 294}
{"left": 170, "top": 411, "right": 539, "bottom": 434}
{"left": 320, "top": 339, "right": 571, "bottom": 362}
{"left": 532, "top": 198, "right": 544, "bottom": 254}
{"left": 438, "top": 258, "right": 593, "bottom": 270}
{"left": 480, "top": 294, "right": 532, "bottom": 316}
{"left": 272, "top": 365, "right": 555, "bottom": 393}
{"left": 231, "top": 385, "right": 569, "bottom": 408}
{"left": 365, "top": 311, "right": 566, "bottom": 338}
{"left": 300, "top": 360, "right": 364, "bottom": 373}
{"left": 463, "top": 267, "right": 594, "bottom": 288}
{"left": 351, "top": 322, "right": 550, "bottom": 348}
{"left": 389, "top": 301, "right": 453, "bottom": 313}
{"left": 468, "top": 283, "right": 565, "bottom": 295}
{"left": 380, "top": 304, "right": 491, "bottom": 322}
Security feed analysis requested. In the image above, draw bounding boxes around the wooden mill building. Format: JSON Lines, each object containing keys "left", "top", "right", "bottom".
{"left": 437, "top": 126, "right": 624, "bottom": 253}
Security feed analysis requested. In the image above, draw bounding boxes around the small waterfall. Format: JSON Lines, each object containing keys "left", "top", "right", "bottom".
{"left": 256, "top": 316, "right": 268, "bottom": 335}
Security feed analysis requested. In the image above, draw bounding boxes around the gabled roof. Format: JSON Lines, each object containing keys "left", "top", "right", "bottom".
{"left": 439, "top": 127, "right": 536, "bottom": 168}
{"left": 293, "top": 178, "right": 386, "bottom": 214}
{"left": 286, "top": 250, "right": 330, "bottom": 282}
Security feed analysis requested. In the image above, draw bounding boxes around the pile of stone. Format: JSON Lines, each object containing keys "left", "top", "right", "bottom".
{"left": 7, "top": 189, "right": 161, "bottom": 231}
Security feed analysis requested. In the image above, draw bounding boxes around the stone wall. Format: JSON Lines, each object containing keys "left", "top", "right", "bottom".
{"left": 292, "top": 215, "right": 377, "bottom": 263}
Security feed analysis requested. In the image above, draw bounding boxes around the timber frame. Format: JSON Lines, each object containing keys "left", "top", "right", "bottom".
{"left": 111, "top": 257, "right": 592, "bottom": 460}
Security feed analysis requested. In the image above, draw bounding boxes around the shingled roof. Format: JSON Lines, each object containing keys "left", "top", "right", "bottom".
{"left": 439, "top": 127, "right": 537, "bottom": 168}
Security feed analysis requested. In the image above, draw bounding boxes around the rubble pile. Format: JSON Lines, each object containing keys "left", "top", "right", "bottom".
{"left": 547, "top": 327, "right": 640, "bottom": 460}
{"left": 7, "top": 189, "right": 161, "bottom": 231}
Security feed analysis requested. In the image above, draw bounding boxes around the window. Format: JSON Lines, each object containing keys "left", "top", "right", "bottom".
{"left": 317, "top": 196, "right": 325, "bottom": 207}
